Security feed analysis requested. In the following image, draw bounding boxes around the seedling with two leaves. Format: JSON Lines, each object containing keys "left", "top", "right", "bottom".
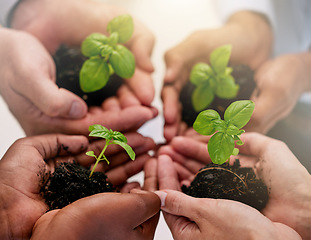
{"left": 86, "top": 124, "right": 135, "bottom": 178}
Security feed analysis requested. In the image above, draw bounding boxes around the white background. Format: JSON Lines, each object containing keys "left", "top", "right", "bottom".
{"left": 0, "top": 1, "right": 220, "bottom": 239}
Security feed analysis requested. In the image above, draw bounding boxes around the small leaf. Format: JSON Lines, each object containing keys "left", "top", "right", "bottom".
{"left": 193, "top": 109, "right": 220, "bottom": 136}
{"left": 80, "top": 58, "right": 110, "bottom": 92}
{"left": 212, "top": 120, "right": 227, "bottom": 133}
{"left": 226, "top": 124, "right": 240, "bottom": 135}
{"left": 113, "top": 140, "right": 135, "bottom": 160}
{"left": 232, "top": 148, "right": 239, "bottom": 156}
{"left": 192, "top": 84, "right": 214, "bottom": 112}
{"left": 210, "top": 45, "right": 232, "bottom": 74}
{"left": 108, "top": 32, "right": 119, "bottom": 45}
{"left": 233, "top": 135, "right": 244, "bottom": 145}
{"left": 101, "top": 45, "right": 113, "bottom": 57}
{"left": 224, "top": 100, "right": 255, "bottom": 129}
{"left": 208, "top": 132, "right": 235, "bottom": 164}
{"left": 111, "top": 131, "right": 127, "bottom": 143}
{"left": 86, "top": 151, "right": 96, "bottom": 157}
{"left": 190, "top": 63, "right": 212, "bottom": 85}
{"left": 107, "top": 14, "right": 134, "bottom": 43}
{"left": 215, "top": 75, "right": 239, "bottom": 99}
{"left": 110, "top": 45, "right": 135, "bottom": 79}
{"left": 81, "top": 33, "right": 108, "bottom": 57}
{"left": 88, "top": 125, "right": 111, "bottom": 140}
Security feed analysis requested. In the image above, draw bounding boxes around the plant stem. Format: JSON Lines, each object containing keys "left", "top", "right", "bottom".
{"left": 89, "top": 140, "right": 110, "bottom": 178}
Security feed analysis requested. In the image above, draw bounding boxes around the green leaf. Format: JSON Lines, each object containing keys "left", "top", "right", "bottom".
{"left": 232, "top": 148, "right": 239, "bottom": 156}
{"left": 88, "top": 125, "right": 111, "bottom": 140}
{"left": 80, "top": 58, "right": 110, "bottom": 92}
{"left": 110, "top": 45, "right": 135, "bottom": 79}
{"left": 215, "top": 75, "right": 239, "bottom": 99}
{"left": 101, "top": 45, "right": 113, "bottom": 57}
{"left": 224, "top": 100, "right": 255, "bottom": 129}
{"left": 190, "top": 63, "right": 213, "bottom": 85}
{"left": 81, "top": 33, "right": 108, "bottom": 57}
{"left": 208, "top": 132, "right": 235, "bottom": 164}
{"left": 108, "top": 32, "right": 119, "bottom": 45}
{"left": 212, "top": 120, "right": 227, "bottom": 132}
{"left": 233, "top": 135, "right": 244, "bottom": 145}
{"left": 226, "top": 124, "right": 240, "bottom": 135}
{"left": 192, "top": 84, "right": 214, "bottom": 112}
{"left": 107, "top": 14, "right": 134, "bottom": 43}
{"left": 86, "top": 151, "right": 96, "bottom": 158}
{"left": 111, "top": 131, "right": 127, "bottom": 143}
{"left": 210, "top": 45, "right": 232, "bottom": 74}
{"left": 113, "top": 140, "right": 135, "bottom": 160}
{"left": 193, "top": 109, "right": 220, "bottom": 135}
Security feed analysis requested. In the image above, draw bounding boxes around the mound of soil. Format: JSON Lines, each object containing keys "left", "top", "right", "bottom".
{"left": 40, "top": 162, "right": 115, "bottom": 210}
{"left": 54, "top": 45, "right": 123, "bottom": 106}
{"left": 182, "top": 160, "right": 269, "bottom": 211}
{"left": 180, "top": 65, "right": 256, "bottom": 126}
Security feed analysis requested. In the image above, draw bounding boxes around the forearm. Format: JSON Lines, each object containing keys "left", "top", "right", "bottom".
{"left": 297, "top": 51, "right": 311, "bottom": 92}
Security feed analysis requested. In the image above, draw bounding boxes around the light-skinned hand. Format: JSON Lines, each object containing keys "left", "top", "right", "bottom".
{"left": 155, "top": 154, "right": 301, "bottom": 240}
{"left": 11, "top": 0, "right": 155, "bottom": 106}
{"left": 162, "top": 11, "right": 272, "bottom": 141}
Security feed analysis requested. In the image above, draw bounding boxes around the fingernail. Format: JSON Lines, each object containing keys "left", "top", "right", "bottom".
{"left": 155, "top": 191, "right": 167, "bottom": 207}
{"left": 69, "top": 101, "right": 86, "bottom": 119}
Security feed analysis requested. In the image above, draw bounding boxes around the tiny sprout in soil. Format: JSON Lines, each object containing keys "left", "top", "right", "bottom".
{"left": 80, "top": 14, "right": 135, "bottom": 93}
{"left": 193, "top": 100, "right": 255, "bottom": 165}
{"left": 86, "top": 124, "right": 135, "bottom": 178}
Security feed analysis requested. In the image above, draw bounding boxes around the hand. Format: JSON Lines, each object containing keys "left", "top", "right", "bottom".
{"left": 246, "top": 53, "right": 311, "bottom": 133}
{"left": 162, "top": 11, "right": 272, "bottom": 141}
{"left": 0, "top": 29, "right": 156, "bottom": 136}
{"left": 155, "top": 154, "right": 301, "bottom": 240}
{"left": 0, "top": 133, "right": 160, "bottom": 239}
{"left": 11, "top": 0, "right": 155, "bottom": 106}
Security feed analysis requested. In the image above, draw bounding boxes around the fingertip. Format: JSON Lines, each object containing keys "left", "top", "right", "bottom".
{"left": 68, "top": 100, "right": 88, "bottom": 119}
{"left": 154, "top": 190, "right": 167, "bottom": 207}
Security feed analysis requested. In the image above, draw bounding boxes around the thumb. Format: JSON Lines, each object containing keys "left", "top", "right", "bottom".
{"left": 16, "top": 76, "right": 87, "bottom": 119}
{"left": 164, "top": 53, "right": 184, "bottom": 84}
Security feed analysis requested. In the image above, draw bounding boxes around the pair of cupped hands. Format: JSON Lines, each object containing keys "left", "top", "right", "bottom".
{"left": 1, "top": 1, "right": 311, "bottom": 238}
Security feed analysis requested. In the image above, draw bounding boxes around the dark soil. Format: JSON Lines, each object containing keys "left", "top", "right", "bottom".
{"left": 182, "top": 160, "right": 269, "bottom": 211}
{"left": 54, "top": 45, "right": 123, "bottom": 106}
{"left": 180, "top": 65, "right": 256, "bottom": 126}
{"left": 40, "top": 162, "right": 115, "bottom": 210}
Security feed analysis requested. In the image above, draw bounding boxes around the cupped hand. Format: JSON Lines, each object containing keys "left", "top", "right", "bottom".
{"left": 162, "top": 11, "right": 272, "bottom": 141}
{"left": 0, "top": 29, "right": 156, "bottom": 136}
{"left": 246, "top": 53, "right": 311, "bottom": 133}
{"left": 155, "top": 154, "right": 301, "bottom": 240}
{"left": 11, "top": 0, "right": 155, "bottom": 106}
{"left": 237, "top": 132, "right": 311, "bottom": 239}
{"left": 0, "top": 133, "right": 159, "bottom": 239}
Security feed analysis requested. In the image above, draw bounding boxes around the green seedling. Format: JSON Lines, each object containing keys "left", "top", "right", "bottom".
{"left": 86, "top": 124, "right": 135, "bottom": 178}
{"left": 193, "top": 100, "right": 254, "bottom": 165}
{"left": 80, "top": 14, "right": 135, "bottom": 93}
{"left": 190, "top": 44, "right": 239, "bottom": 112}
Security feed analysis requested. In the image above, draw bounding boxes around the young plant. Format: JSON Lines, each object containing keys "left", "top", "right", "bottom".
{"left": 86, "top": 124, "right": 135, "bottom": 178}
{"left": 193, "top": 100, "right": 254, "bottom": 165}
{"left": 190, "top": 44, "right": 239, "bottom": 112}
{"left": 80, "top": 14, "right": 135, "bottom": 92}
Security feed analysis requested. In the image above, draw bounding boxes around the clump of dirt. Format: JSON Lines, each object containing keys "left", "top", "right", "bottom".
{"left": 41, "top": 162, "right": 115, "bottom": 210}
{"left": 182, "top": 160, "right": 269, "bottom": 211}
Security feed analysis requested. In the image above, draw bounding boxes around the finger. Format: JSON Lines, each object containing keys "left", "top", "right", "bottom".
{"left": 157, "top": 155, "right": 181, "bottom": 191}
{"left": 106, "top": 154, "right": 150, "bottom": 186}
{"left": 237, "top": 132, "right": 272, "bottom": 157}
{"left": 164, "top": 52, "right": 185, "bottom": 84}
{"left": 170, "top": 136, "right": 211, "bottom": 163}
{"left": 143, "top": 158, "right": 158, "bottom": 191}
{"left": 162, "top": 86, "right": 180, "bottom": 124}
{"left": 124, "top": 68, "right": 155, "bottom": 106}
{"left": 117, "top": 85, "right": 141, "bottom": 108}
{"left": 173, "top": 162, "right": 196, "bottom": 183}
{"left": 15, "top": 134, "right": 88, "bottom": 160}
{"left": 158, "top": 145, "right": 204, "bottom": 173}
{"left": 101, "top": 96, "right": 121, "bottom": 111}
{"left": 129, "top": 27, "right": 155, "bottom": 72}
{"left": 14, "top": 75, "right": 88, "bottom": 119}
{"left": 120, "top": 182, "right": 141, "bottom": 193}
